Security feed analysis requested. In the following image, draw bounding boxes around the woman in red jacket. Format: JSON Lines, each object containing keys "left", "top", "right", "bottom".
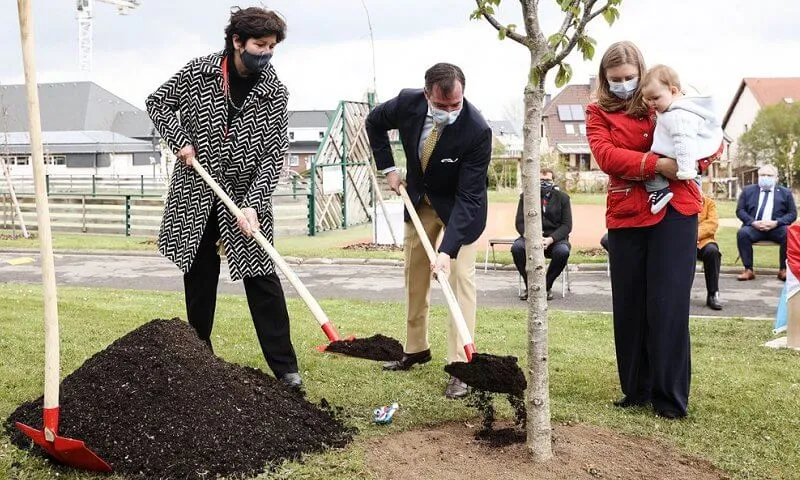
{"left": 587, "top": 41, "right": 717, "bottom": 419}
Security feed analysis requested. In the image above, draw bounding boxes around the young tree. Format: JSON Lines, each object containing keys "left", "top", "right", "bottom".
{"left": 471, "top": 0, "right": 622, "bottom": 461}
{"left": 739, "top": 102, "right": 800, "bottom": 187}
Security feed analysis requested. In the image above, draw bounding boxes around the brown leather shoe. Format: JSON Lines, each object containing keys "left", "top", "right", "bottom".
{"left": 737, "top": 269, "right": 755, "bottom": 281}
{"left": 382, "top": 349, "right": 432, "bottom": 371}
{"left": 778, "top": 269, "right": 787, "bottom": 281}
{"left": 444, "top": 375, "right": 469, "bottom": 399}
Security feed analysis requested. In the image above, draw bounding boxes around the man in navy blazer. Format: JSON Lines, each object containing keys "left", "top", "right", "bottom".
{"left": 736, "top": 164, "right": 797, "bottom": 281}
{"left": 366, "top": 63, "right": 492, "bottom": 399}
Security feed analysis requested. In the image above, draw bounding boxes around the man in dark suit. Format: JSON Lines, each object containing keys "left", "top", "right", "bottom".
{"left": 366, "top": 63, "right": 492, "bottom": 400}
{"left": 736, "top": 164, "right": 797, "bottom": 281}
{"left": 511, "top": 168, "right": 572, "bottom": 301}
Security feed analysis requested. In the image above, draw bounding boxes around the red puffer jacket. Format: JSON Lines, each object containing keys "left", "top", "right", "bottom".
{"left": 586, "top": 102, "right": 717, "bottom": 229}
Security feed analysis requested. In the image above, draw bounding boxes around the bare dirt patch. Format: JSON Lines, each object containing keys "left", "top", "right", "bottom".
{"left": 343, "top": 241, "right": 403, "bottom": 252}
{"left": 366, "top": 421, "right": 728, "bottom": 480}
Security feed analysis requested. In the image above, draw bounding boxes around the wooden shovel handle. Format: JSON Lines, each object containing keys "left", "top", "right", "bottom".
{"left": 191, "top": 161, "right": 333, "bottom": 330}
{"left": 398, "top": 185, "right": 475, "bottom": 352}
{"left": 18, "top": 0, "right": 60, "bottom": 431}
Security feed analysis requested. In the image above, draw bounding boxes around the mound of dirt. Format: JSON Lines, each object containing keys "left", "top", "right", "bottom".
{"left": 6, "top": 318, "right": 353, "bottom": 479}
{"left": 325, "top": 334, "right": 404, "bottom": 361}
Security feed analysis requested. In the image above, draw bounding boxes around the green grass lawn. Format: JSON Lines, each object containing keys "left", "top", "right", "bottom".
{"left": 1, "top": 284, "right": 799, "bottom": 479}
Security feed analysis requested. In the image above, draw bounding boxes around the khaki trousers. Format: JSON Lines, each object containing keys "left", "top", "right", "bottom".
{"left": 404, "top": 202, "right": 478, "bottom": 364}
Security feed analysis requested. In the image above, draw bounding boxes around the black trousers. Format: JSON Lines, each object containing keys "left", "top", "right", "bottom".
{"left": 736, "top": 224, "right": 788, "bottom": 270}
{"left": 697, "top": 242, "right": 721, "bottom": 296}
{"left": 510, "top": 236, "right": 571, "bottom": 292}
{"left": 607, "top": 206, "right": 696, "bottom": 416}
{"left": 183, "top": 206, "right": 299, "bottom": 378}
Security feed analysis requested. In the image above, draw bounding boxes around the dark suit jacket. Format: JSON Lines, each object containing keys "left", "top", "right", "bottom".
{"left": 736, "top": 184, "right": 797, "bottom": 227}
{"left": 515, "top": 190, "right": 572, "bottom": 243}
{"left": 366, "top": 88, "right": 492, "bottom": 257}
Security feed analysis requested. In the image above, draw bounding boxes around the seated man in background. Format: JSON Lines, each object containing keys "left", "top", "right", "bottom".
{"left": 511, "top": 168, "right": 572, "bottom": 301}
{"left": 736, "top": 164, "right": 797, "bottom": 281}
{"left": 698, "top": 194, "right": 722, "bottom": 310}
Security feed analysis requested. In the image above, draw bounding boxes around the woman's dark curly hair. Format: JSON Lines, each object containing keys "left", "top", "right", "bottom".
{"left": 224, "top": 7, "right": 286, "bottom": 54}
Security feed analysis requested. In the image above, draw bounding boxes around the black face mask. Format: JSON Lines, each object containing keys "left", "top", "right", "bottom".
{"left": 540, "top": 180, "right": 555, "bottom": 193}
{"left": 240, "top": 49, "right": 273, "bottom": 73}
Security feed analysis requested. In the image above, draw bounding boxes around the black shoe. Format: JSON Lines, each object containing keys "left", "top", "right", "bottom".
{"left": 546, "top": 290, "right": 554, "bottom": 301}
{"left": 613, "top": 396, "right": 649, "bottom": 408}
{"left": 656, "top": 409, "right": 686, "bottom": 420}
{"left": 648, "top": 187, "right": 674, "bottom": 214}
{"left": 706, "top": 292, "right": 722, "bottom": 310}
{"left": 382, "top": 349, "right": 432, "bottom": 371}
{"left": 444, "top": 375, "right": 469, "bottom": 399}
{"left": 279, "top": 372, "right": 303, "bottom": 389}
{"left": 519, "top": 292, "right": 528, "bottom": 301}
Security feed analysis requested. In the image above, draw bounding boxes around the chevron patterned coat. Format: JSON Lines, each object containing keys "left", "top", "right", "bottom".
{"left": 146, "top": 51, "right": 288, "bottom": 280}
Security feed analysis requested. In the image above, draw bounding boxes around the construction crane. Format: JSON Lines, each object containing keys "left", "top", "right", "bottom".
{"left": 76, "top": 0, "right": 140, "bottom": 74}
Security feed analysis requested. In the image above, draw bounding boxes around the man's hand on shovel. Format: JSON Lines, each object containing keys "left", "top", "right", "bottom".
{"left": 431, "top": 251, "right": 451, "bottom": 277}
{"left": 237, "top": 207, "right": 260, "bottom": 237}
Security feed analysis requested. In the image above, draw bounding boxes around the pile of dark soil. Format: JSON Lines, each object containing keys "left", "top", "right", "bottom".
{"left": 6, "top": 318, "right": 353, "bottom": 479}
{"left": 444, "top": 353, "right": 527, "bottom": 396}
{"left": 325, "top": 334, "right": 404, "bottom": 361}
{"left": 343, "top": 241, "right": 403, "bottom": 252}
{"left": 468, "top": 390, "right": 527, "bottom": 447}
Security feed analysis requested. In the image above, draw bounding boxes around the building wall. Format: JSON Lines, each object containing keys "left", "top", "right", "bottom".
{"left": 289, "top": 127, "right": 326, "bottom": 143}
{"left": 724, "top": 87, "right": 761, "bottom": 166}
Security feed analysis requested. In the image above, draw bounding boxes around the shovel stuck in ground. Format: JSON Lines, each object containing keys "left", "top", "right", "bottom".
{"left": 191, "top": 160, "right": 403, "bottom": 362}
{"left": 13, "top": 0, "right": 112, "bottom": 471}
{"left": 398, "top": 185, "right": 526, "bottom": 396}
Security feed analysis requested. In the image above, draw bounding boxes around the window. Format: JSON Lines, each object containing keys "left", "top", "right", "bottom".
{"left": 557, "top": 105, "right": 572, "bottom": 121}
{"left": 570, "top": 105, "right": 585, "bottom": 121}
{"left": 289, "top": 131, "right": 295, "bottom": 140}
{"left": 557, "top": 104, "right": 586, "bottom": 121}
{"left": 4, "top": 156, "right": 30, "bottom": 166}
{"left": 564, "top": 124, "right": 575, "bottom": 135}
{"left": 45, "top": 155, "right": 66, "bottom": 166}
{"left": 289, "top": 155, "right": 300, "bottom": 167}
{"left": 319, "top": 131, "right": 325, "bottom": 139}
{"left": 578, "top": 154, "right": 591, "bottom": 171}
{"left": 578, "top": 123, "right": 587, "bottom": 136}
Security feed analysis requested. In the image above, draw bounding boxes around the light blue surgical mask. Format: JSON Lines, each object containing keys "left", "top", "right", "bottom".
{"left": 430, "top": 105, "right": 462, "bottom": 126}
{"left": 608, "top": 77, "right": 639, "bottom": 100}
{"left": 758, "top": 175, "right": 776, "bottom": 191}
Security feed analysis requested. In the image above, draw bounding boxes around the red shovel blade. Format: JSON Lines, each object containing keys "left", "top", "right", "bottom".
{"left": 15, "top": 422, "right": 112, "bottom": 473}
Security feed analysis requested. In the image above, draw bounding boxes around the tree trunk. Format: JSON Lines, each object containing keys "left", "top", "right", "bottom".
{"left": 522, "top": 71, "right": 552, "bottom": 461}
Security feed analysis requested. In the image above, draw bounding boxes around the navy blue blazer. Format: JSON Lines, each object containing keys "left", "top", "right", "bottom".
{"left": 736, "top": 183, "right": 797, "bottom": 227}
{"left": 366, "top": 88, "right": 492, "bottom": 257}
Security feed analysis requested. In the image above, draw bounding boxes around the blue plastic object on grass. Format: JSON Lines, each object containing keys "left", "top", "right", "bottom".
{"left": 373, "top": 403, "right": 399, "bottom": 424}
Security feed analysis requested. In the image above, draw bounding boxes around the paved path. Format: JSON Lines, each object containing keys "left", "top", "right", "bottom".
{"left": 0, "top": 251, "right": 782, "bottom": 319}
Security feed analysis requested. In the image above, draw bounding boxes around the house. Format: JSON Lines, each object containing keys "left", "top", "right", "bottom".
{"left": 286, "top": 110, "right": 335, "bottom": 174}
{"left": 487, "top": 119, "right": 523, "bottom": 156}
{"left": 0, "top": 81, "right": 160, "bottom": 177}
{"left": 541, "top": 77, "right": 597, "bottom": 172}
{"left": 722, "top": 77, "right": 800, "bottom": 173}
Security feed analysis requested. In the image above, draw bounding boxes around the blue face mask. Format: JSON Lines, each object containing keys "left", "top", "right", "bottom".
{"left": 758, "top": 176, "right": 776, "bottom": 191}
{"left": 430, "top": 104, "right": 462, "bottom": 126}
{"left": 608, "top": 77, "right": 639, "bottom": 100}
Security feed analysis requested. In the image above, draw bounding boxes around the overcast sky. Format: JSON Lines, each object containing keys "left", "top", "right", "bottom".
{"left": 1, "top": 0, "right": 798, "bottom": 121}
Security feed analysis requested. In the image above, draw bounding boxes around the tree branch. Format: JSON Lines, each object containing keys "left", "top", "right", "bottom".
{"left": 475, "top": 0, "right": 528, "bottom": 46}
{"left": 543, "top": 0, "right": 607, "bottom": 70}
{"left": 555, "top": 0, "right": 579, "bottom": 39}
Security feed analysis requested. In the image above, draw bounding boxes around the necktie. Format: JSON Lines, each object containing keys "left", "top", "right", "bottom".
{"left": 756, "top": 190, "right": 770, "bottom": 221}
{"left": 420, "top": 123, "right": 440, "bottom": 173}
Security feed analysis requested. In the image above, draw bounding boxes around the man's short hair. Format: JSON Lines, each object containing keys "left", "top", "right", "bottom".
{"left": 424, "top": 63, "right": 465, "bottom": 97}
{"left": 758, "top": 164, "right": 778, "bottom": 177}
{"left": 224, "top": 7, "right": 286, "bottom": 54}
{"left": 540, "top": 167, "right": 555, "bottom": 178}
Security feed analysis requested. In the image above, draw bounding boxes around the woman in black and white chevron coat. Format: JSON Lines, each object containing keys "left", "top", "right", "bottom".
{"left": 146, "top": 7, "right": 302, "bottom": 388}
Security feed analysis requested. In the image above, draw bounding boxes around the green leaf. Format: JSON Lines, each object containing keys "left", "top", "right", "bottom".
{"left": 547, "top": 33, "right": 567, "bottom": 48}
{"left": 498, "top": 27, "right": 507, "bottom": 40}
{"left": 603, "top": 7, "right": 619, "bottom": 26}
{"left": 577, "top": 35, "right": 596, "bottom": 60}
{"left": 559, "top": 0, "right": 573, "bottom": 11}
{"left": 529, "top": 68, "right": 541, "bottom": 87}
{"left": 555, "top": 63, "right": 573, "bottom": 88}
{"left": 507, "top": 23, "right": 517, "bottom": 32}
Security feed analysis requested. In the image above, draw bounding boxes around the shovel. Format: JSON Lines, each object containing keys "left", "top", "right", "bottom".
{"left": 191, "top": 160, "right": 345, "bottom": 344}
{"left": 399, "top": 185, "right": 526, "bottom": 395}
{"left": 14, "top": 0, "right": 111, "bottom": 471}
{"left": 398, "top": 185, "right": 476, "bottom": 361}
